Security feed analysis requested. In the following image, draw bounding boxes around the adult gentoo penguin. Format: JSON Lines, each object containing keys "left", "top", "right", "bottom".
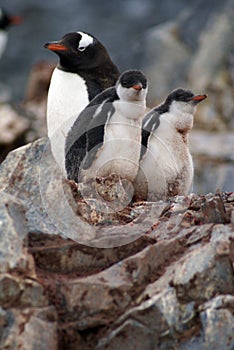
{"left": 44, "top": 31, "right": 120, "bottom": 173}
{"left": 0, "top": 7, "right": 22, "bottom": 59}
{"left": 65, "top": 69, "right": 148, "bottom": 184}
{"left": 134, "top": 88, "right": 207, "bottom": 201}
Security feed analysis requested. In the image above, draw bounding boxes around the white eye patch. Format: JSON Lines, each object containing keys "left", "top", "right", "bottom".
{"left": 77, "top": 31, "right": 94, "bottom": 51}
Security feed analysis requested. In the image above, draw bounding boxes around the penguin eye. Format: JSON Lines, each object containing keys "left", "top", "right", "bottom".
{"left": 78, "top": 46, "right": 86, "bottom": 52}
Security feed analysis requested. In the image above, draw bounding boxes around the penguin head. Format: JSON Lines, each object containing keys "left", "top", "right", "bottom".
{"left": 116, "top": 70, "right": 148, "bottom": 102}
{"left": 44, "top": 31, "right": 112, "bottom": 72}
{"left": 0, "top": 8, "right": 22, "bottom": 30}
{"left": 166, "top": 88, "right": 207, "bottom": 115}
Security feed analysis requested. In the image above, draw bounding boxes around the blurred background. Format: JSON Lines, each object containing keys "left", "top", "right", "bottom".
{"left": 0, "top": 0, "right": 233, "bottom": 194}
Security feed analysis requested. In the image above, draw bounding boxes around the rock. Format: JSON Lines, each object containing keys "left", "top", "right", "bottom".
{"left": 144, "top": 20, "right": 190, "bottom": 105}
{"left": 143, "top": 0, "right": 234, "bottom": 130}
{"left": 188, "top": 6, "right": 233, "bottom": 92}
{"left": 0, "top": 138, "right": 61, "bottom": 237}
{"left": 0, "top": 191, "right": 33, "bottom": 274}
{"left": 0, "top": 104, "right": 30, "bottom": 162}
{"left": 190, "top": 131, "right": 234, "bottom": 162}
{"left": 1, "top": 307, "right": 58, "bottom": 350}
{"left": 0, "top": 137, "right": 233, "bottom": 349}
{"left": 53, "top": 238, "right": 183, "bottom": 330}
{"left": 172, "top": 243, "right": 234, "bottom": 302}
{"left": 24, "top": 61, "right": 55, "bottom": 104}
{"left": 0, "top": 104, "right": 29, "bottom": 145}
{"left": 28, "top": 232, "right": 155, "bottom": 276}
{"left": 199, "top": 295, "right": 234, "bottom": 350}
{"left": 96, "top": 320, "right": 154, "bottom": 350}
{"left": 22, "top": 61, "right": 56, "bottom": 142}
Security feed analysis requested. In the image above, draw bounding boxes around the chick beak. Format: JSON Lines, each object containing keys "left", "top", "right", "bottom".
{"left": 132, "top": 84, "right": 142, "bottom": 91}
{"left": 190, "top": 94, "right": 207, "bottom": 103}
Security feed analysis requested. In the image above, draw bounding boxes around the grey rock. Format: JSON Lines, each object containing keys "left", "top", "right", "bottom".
{"left": 143, "top": 0, "right": 234, "bottom": 131}
{"left": 0, "top": 274, "right": 21, "bottom": 308}
{"left": 0, "top": 137, "right": 96, "bottom": 244}
{"left": 96, "top": 319, "right": 154, "bottom": 350}
{"left": 144, "top": 20, "right": 190, "bottom": 104}
{"left": 0, "top": 104, "right": 29, "bottom": 145}
{"left": 0, "top": 192, "right": 31, "bottom": 274}
{"left": 0, "top": 307, "right": 58, "bottom": 350}
{"left": 173, "top": 244, "right": 234, "bottom": 302}
{"left": 200, "top": 295, "right": 234, "bottom": 350}
{"left": 0, "top": 136, "right": 233, "bottom": 349}
{"left": 28, "top": 232, "right": 154, "bottom": 275}
{"left": 188, "top": 3, "right": 234, "bottom": 91}
{"left": 190, "top": 131, "right": 234, "bottom": 162}
{"left": 116, "top": 287, "right": 195, "bottom": 337}
{"left": 55, "top": 238, "right": 183, "bottom": 329}
{"left": 0, "top": 274, "right": 47, "bottom": 309}
{"left": 0, "top": 138, "right": 59, "bottom": 236}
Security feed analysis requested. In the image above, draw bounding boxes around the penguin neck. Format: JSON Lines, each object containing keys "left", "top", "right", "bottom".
{"left": 114, "top": 99, "right": 146, "bottom": 121}
{"left": 164, "top": 102, "right": 195, "bottom": 134}
{"left": 58, "top": 61, "right": 119, "bottom": 101}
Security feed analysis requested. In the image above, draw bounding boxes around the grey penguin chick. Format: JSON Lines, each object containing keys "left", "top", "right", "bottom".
{"left": 65, "top": 69, "right": 148, "bottom": 184}
{"left": 44, "top": 31, "right": 119, "bottom": 173}
{"left": 134, "top": 88, "right": 207, "bottom": 201}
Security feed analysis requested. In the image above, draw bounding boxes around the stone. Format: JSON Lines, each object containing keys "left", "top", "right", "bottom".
{"left": 143, "top": 0, "right": 234, "bottom": 131}
{"left": 24, "top": 61, "right": 55, "bottom": 104}
{"left": 28, "top": 232, "right": 155, "bottom": 275}
{"left": 1, "top": 307, "right": 58, "bottom": 350}
{"left": 0, "top": 274, "right": 47, "bottom": 309}
{"left": 54, "top": 238, "right": 183, "bottom": 329}
{"left": 116, "top": 287, "right": 195, "bottom": 336}
{"left": 172, "top": 244, "right": 234, "bottom": 302}
{"left": 0, "top": 192, "right": 33, "bottom": 274}
{"left": 200, "top": 295, "right": 234, "bottom": 350}
{"left": 200, "top": 195, "right": 229, "bottom": 224}
{"left": 190, "top": 131, "right": 234, "bottom": 162}
{"left": 96, "top": 319, "right": 154, "bottom": 350}
{"left": 188, "top": 7, "right": 234, "bottom": 91}
{"left": 0, "top": 104, "right": 29, "bottom": 145}
{"left": 0, "top": 134, "right": 233, "bottom": 348}
{"left": 144, "top": 20, "right": 190, "bottom": 105}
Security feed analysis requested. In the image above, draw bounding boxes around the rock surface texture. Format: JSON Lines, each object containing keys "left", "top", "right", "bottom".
{"left": 0, "top": 137, "right": 233, "bottom": 349}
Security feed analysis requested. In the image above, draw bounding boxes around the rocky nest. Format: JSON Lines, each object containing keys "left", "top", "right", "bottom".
{"left": 0, "top": 137, "right": 233, "bottom": 350}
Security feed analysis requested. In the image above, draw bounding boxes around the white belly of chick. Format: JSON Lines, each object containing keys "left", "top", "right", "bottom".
{"left": 81, "top": 112, "right": 142, "bottom": 183}
{"left": 47, "top": 68, "right": 89, "bottom": 173}
{"left": 139, "top": 129, "right": 193, "bottom": 199}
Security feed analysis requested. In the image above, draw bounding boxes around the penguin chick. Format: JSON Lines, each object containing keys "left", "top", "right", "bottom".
{"left": 0, "top": 7, "right": 22, "bottom": 59}
{"left": 44, "top": 31, "right": 120, "bottom": 173}
{"left": 65, "top": 69, "right": 148, "bottom": 184}
{"left": 134, "top": 88, "right": 207, "bottom": 201}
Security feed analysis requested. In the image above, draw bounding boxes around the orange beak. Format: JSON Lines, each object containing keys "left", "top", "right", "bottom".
{"left": 44, "top": 42, "right": 68, "bottom": 51}
{"left": 132, "top": 84, "right": 142, "bottom": 91}
{"left": 191, "top": 94, "right": 207, "bottom": 102}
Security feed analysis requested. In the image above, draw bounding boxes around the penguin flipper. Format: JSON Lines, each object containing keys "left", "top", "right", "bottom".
{"left": 83, "top": 101, "right": 116, "bottom": 169}
{"left": 65, "top": 87, "right": 118, "bottom": 181}
{"left": 140, "top": 109, "right": 161, "bottom": 159}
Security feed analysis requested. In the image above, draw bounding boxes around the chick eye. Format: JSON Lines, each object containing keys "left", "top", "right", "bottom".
{"left": 78, "top": 46, "right": 86, "bottom": 52}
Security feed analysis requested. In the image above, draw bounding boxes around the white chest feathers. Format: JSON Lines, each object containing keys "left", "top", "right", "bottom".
{"left": 80, "top": 101, "right": 146, "bottom": 183}
{"left": 47, "top": 68, "right": 89, "bottom": 173}
{"left": 134, "top": 111, "right": 194, "bottom": 201}
{"left": 0, "top": 31, "right": 8, "bottom": 58}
